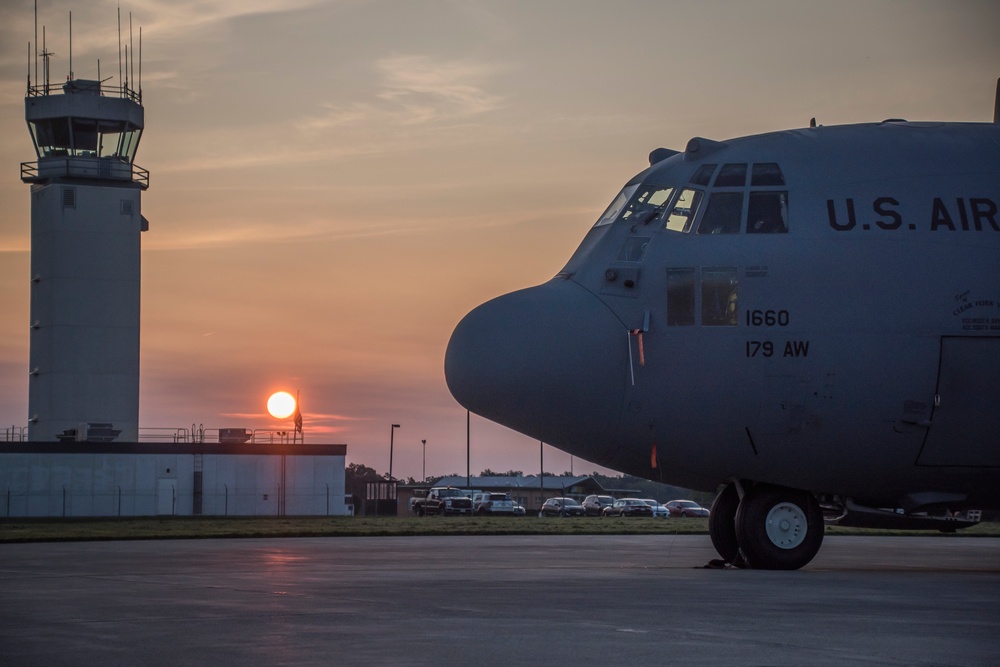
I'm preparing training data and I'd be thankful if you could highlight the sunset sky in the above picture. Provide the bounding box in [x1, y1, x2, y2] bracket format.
[1, 0, 998, 480]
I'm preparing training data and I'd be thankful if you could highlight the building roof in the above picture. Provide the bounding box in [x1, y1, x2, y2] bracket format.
[426, 475, 606, 493]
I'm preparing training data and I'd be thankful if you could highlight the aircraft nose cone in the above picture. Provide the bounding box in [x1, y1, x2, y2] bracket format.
[445, 279, 626, 462]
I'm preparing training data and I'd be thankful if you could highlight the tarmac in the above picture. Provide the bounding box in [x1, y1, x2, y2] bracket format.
[1, 534, 998, 666]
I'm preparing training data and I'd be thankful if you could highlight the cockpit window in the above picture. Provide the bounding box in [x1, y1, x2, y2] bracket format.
[690, 164, 717, 186]
[714, 163, 747, 187]
[746, 192, 789, 233]
[751, 163, 785, 186]
[697, 192, 743, 235]
[664, 188, 703, 233]
[617, 236, 651, 262]
[702, 268, 739, 326]
[622, 186, 675, 225]
[594, 183, 640, 227]
[666, 269, 696, 326]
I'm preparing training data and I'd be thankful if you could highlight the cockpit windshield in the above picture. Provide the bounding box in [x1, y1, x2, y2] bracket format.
[594, 184, 677, 228]
[622, 186, 675, 225]
[594, 184, 639, 227]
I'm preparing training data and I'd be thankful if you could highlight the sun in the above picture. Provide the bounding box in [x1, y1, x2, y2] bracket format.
[267, 391, 297, 419]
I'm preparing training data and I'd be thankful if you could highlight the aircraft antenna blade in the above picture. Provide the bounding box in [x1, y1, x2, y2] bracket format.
[994, 77, 999, 124]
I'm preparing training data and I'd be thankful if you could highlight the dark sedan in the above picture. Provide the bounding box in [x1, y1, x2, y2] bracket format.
[603, 498, 654, 517]
[539, 497, 587, 517]
[665, 499, 711, 517]
[582, 494, 615, 516]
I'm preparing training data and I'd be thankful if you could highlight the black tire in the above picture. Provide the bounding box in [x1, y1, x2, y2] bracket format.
[735, 484, 824, 570]
[708, 483, 741, 563]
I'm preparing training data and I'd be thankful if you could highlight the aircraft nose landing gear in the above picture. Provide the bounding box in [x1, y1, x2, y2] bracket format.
[709, 482, 824, 570]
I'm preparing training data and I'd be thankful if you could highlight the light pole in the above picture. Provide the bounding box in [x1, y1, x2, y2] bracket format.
[421, 439, 427, 482]
[389, 423, 400, 481]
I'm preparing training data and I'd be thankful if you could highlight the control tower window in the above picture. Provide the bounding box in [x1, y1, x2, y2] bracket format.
[71, 119, 100, 156]
[697, 192, 744, 235]
[747, 192, 789, 233]
[664, 188, 703, 233]
[594, 183, 640, 227]
[666, 269, 696, 326]
[714, 163, 747, 187]
[30, 119, 72, 156]
[29, 118, 142, 162]
[622, 186, 675, 225]
[702, 268, 738, 326]
[751, 163, 785, 186]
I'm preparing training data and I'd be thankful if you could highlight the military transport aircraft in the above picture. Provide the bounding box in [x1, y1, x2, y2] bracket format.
[445, 81, 1000, 570]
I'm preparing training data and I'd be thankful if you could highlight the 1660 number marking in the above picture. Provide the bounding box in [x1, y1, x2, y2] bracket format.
[746, 309, 790, 327]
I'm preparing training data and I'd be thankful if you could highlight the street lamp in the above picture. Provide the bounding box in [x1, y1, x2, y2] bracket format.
[389, 423, 400, 481]
[421, 439, 427, 482]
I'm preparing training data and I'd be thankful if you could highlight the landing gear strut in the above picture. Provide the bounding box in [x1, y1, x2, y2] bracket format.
[709, 482, 824, 570]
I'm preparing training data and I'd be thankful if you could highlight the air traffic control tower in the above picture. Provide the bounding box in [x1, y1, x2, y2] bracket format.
[21, 47, 148, 442]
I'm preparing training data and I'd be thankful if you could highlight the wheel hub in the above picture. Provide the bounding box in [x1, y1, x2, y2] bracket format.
[764, 502, 807, 549]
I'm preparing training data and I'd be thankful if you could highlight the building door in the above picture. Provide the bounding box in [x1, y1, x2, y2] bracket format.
[156, 479, 176, 515]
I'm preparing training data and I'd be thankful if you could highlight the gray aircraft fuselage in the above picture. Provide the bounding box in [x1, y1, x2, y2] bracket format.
[445, 121, 1000, 515]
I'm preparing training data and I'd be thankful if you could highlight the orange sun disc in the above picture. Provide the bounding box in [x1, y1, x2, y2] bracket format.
[267, 391, 296, 419]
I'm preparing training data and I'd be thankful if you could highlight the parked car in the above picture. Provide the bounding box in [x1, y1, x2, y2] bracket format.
[582, 495, 615, 516]
[603, 498, 654, 517]
[665, 499, 711, 517]
[539, 497, 587, 517]
[637, 498, 669, 518]
[473, 492, 517, 515]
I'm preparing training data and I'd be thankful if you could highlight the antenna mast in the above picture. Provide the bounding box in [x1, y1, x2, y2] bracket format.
[117, 7, 122, 96]
[41, 25, 52, 94]
[129, 12, 134, 96]
[34, 0, 38, 89]
[69, 11, 73, 81]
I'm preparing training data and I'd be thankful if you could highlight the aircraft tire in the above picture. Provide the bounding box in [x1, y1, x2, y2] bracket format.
[708, 483, 741, 563]
[735, 484, 824, 570]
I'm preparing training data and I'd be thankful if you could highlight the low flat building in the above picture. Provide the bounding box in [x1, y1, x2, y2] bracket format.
[0, 441, 349, 517]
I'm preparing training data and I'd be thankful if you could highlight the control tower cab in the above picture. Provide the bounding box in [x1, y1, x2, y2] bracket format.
[22, 68, 149, 442]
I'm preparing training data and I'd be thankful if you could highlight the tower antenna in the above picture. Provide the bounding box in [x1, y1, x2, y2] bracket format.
[34, 0, 38, 90]
[117, 7, 122, 95]
[138, 26, 142, 97]
[41, 25, 52, 94]
[69, 11, 73, 81]
[129, 12, 134, 96]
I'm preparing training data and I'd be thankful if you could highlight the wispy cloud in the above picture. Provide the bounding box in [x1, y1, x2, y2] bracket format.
[375, 55, 505, 123]
[125, 0, 325, 40]
[303, 54, 506, 130]
[154, 53, 507, 176]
